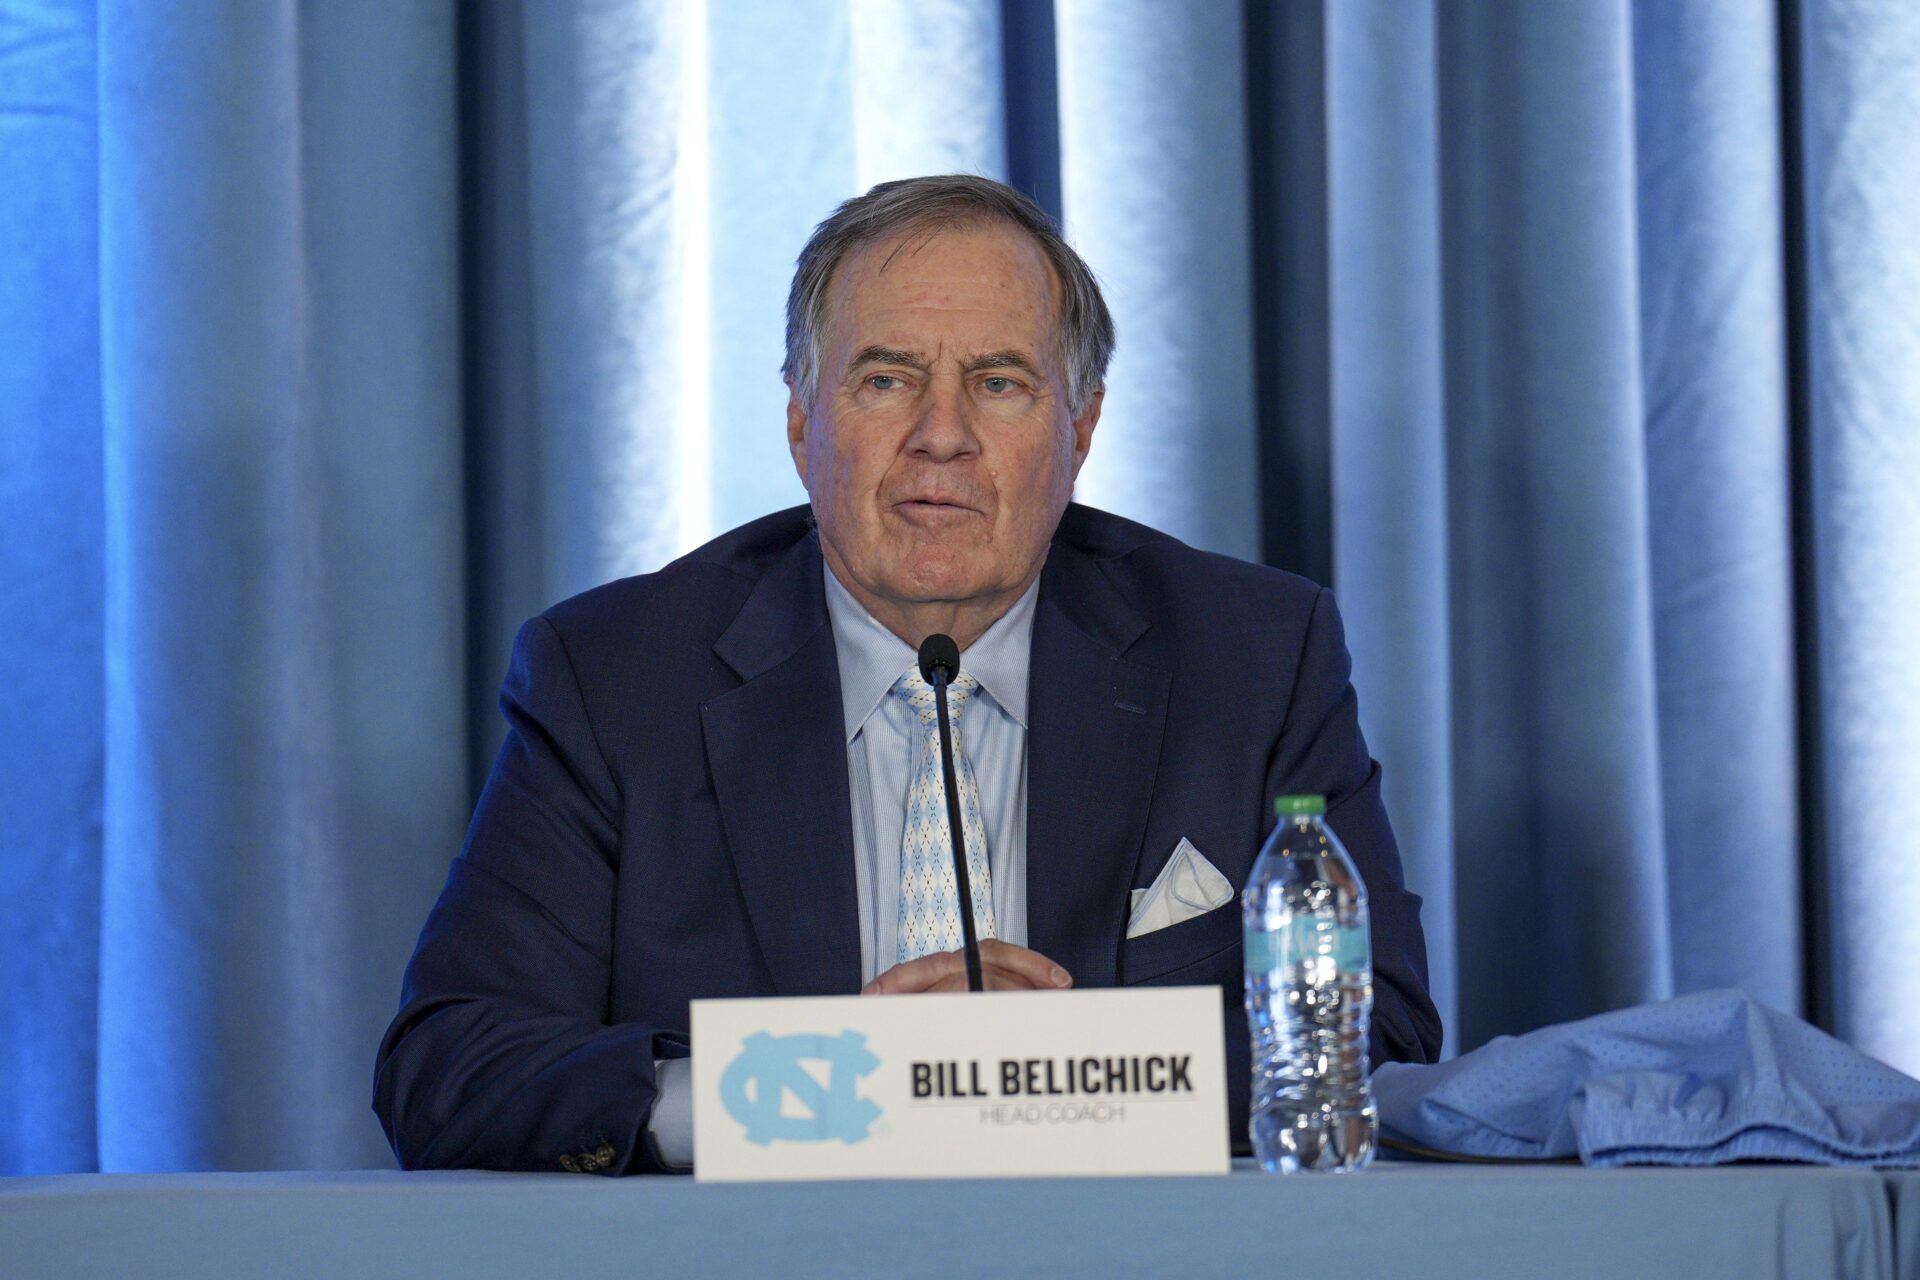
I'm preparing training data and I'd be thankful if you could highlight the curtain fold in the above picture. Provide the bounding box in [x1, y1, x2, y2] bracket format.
[1631, 0, 1801, 1011]
[1431, 0, 1675, 1045]
[1323, 0, 1457, 1040]
[1797, 0, 1920, 1074]
[3, 0, 1917, 1173]
[703, 2, 847, 535]
[519, 0, 689, 594]
[849, 0, 1007, 189]
[0, 0, 103, 1175]
[91, 0, 465, 1170]
[1056, 0, 1261, 562]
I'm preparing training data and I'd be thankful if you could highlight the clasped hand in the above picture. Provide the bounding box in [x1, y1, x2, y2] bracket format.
[860, 939, 1074, 995]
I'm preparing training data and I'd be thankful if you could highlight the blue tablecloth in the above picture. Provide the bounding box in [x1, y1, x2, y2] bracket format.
[0, 1161, 1905, 1280]
[1889, 1173, 1920, 1280]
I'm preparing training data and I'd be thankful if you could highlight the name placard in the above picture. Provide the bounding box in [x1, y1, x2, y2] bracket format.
[690, 986, 1228, 1182]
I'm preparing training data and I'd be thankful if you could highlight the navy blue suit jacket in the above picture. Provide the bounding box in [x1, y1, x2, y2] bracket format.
[374, 504, 1441, 1172]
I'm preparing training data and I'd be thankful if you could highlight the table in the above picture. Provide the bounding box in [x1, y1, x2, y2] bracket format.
[0, 1161, 1904, 1280]
[1889, 1173, 1920, 1280]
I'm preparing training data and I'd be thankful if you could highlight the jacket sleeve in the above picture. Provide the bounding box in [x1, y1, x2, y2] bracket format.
[373, 616, 685, 1174]
[1266, 588, 1445, 1066]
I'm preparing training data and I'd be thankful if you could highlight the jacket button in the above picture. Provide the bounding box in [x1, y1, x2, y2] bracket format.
[594, 1143, 616, 1166]
[559, 1154, 580, 1173]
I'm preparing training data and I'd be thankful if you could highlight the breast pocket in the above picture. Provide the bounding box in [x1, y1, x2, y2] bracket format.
[1119, 901, 1241, 986]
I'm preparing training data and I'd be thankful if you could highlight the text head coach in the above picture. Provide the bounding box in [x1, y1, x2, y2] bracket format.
[373, 175, 1443, 1174]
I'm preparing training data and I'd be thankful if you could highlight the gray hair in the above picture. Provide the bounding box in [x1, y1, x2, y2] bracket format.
[782, 174, 1115, 416]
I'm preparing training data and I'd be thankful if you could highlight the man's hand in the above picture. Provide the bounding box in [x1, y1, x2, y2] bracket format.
[861, 940, 1073, 995]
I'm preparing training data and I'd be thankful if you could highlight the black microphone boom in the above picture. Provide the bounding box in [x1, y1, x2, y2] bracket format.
[916, 633, 985, 994]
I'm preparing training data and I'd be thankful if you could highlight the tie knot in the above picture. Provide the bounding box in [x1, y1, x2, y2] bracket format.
[890, 667, 979, 728]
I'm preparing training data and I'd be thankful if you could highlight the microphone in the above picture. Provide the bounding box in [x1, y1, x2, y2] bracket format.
[917, 633, 985, 993]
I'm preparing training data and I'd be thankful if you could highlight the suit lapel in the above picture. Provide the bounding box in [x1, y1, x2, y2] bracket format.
[701, 533, 863, 996]
[1025, 540, 1171, 989]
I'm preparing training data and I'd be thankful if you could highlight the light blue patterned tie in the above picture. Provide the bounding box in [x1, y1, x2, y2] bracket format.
[892, 667, 996, 964]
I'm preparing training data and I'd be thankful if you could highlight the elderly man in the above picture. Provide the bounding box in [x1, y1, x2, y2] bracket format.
[374, 174, 1441, 1174]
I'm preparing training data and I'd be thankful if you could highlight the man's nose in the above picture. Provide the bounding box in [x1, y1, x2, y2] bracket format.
[904, 376, 980, 462]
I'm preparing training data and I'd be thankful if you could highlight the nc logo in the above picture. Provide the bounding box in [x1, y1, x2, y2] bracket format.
[718, 1029, 882, 1146]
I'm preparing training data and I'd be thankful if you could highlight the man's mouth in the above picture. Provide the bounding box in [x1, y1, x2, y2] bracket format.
[892, 497, 982, 522]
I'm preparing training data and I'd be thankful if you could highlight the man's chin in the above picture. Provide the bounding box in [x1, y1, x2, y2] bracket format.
[824, 530, 1020, 611]
[882, 554, 1001, 608]
[893, 576, 992, 607]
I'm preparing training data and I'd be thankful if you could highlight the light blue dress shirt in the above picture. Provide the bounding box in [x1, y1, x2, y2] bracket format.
[648, 564, 1037, 1168]
[823, 562, 1034, 982]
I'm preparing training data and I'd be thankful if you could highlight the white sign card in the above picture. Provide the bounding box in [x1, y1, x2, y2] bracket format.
[691, 986, 1229, 1182]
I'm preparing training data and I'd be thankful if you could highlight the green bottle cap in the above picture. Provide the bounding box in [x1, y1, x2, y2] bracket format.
[1274, 794, 1326, 817]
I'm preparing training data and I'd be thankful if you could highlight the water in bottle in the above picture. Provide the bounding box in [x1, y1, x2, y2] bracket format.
[1243, 794, 1377, 1172]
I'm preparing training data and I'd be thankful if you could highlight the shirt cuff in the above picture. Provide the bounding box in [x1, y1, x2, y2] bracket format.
[646, 1057, 694, 1172]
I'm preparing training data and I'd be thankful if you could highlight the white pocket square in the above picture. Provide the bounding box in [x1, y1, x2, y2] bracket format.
[1126, 837, 1235, 939]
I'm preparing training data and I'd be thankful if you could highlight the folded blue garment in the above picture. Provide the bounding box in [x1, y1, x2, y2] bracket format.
[1373, 989, 1920, 1167]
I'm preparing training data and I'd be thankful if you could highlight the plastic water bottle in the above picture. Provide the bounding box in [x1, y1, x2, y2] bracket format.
[1243, 794, 1377, 1172]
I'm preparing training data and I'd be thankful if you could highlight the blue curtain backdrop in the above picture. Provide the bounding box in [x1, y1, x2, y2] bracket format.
[2, 0, 1916, 1173]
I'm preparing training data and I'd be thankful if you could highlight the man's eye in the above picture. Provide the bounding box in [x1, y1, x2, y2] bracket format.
[867, 374, 900, 391]
[982, 376, 1015, 394]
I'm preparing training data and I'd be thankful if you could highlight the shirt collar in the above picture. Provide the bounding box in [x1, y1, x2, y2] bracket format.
[822, 563, 1038, 743]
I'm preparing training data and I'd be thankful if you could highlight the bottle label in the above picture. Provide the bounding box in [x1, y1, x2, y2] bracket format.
[1244, 918, 1370, 974]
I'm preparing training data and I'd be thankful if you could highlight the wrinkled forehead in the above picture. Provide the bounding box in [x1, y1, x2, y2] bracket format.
[822, 218, 1064, 356]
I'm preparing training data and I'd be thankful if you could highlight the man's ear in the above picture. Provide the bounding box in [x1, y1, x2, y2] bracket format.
[1068, 388, 1103, 480]
[785, 383, 810, 487]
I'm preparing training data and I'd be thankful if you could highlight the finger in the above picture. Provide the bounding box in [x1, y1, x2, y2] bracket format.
[981, 964, 1054, 991]
[922, 963, 1061, 992]
[977, 939, 1072, 988]
[861, 944, 1074, 995]
[900, 965, 1056, 993]
[861, 950, 964, 995]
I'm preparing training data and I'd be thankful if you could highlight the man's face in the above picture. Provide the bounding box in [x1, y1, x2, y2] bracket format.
[787, 220, 1100, 617]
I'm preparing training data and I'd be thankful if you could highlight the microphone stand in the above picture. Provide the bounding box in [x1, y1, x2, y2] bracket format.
[921, 636, 985, 993]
